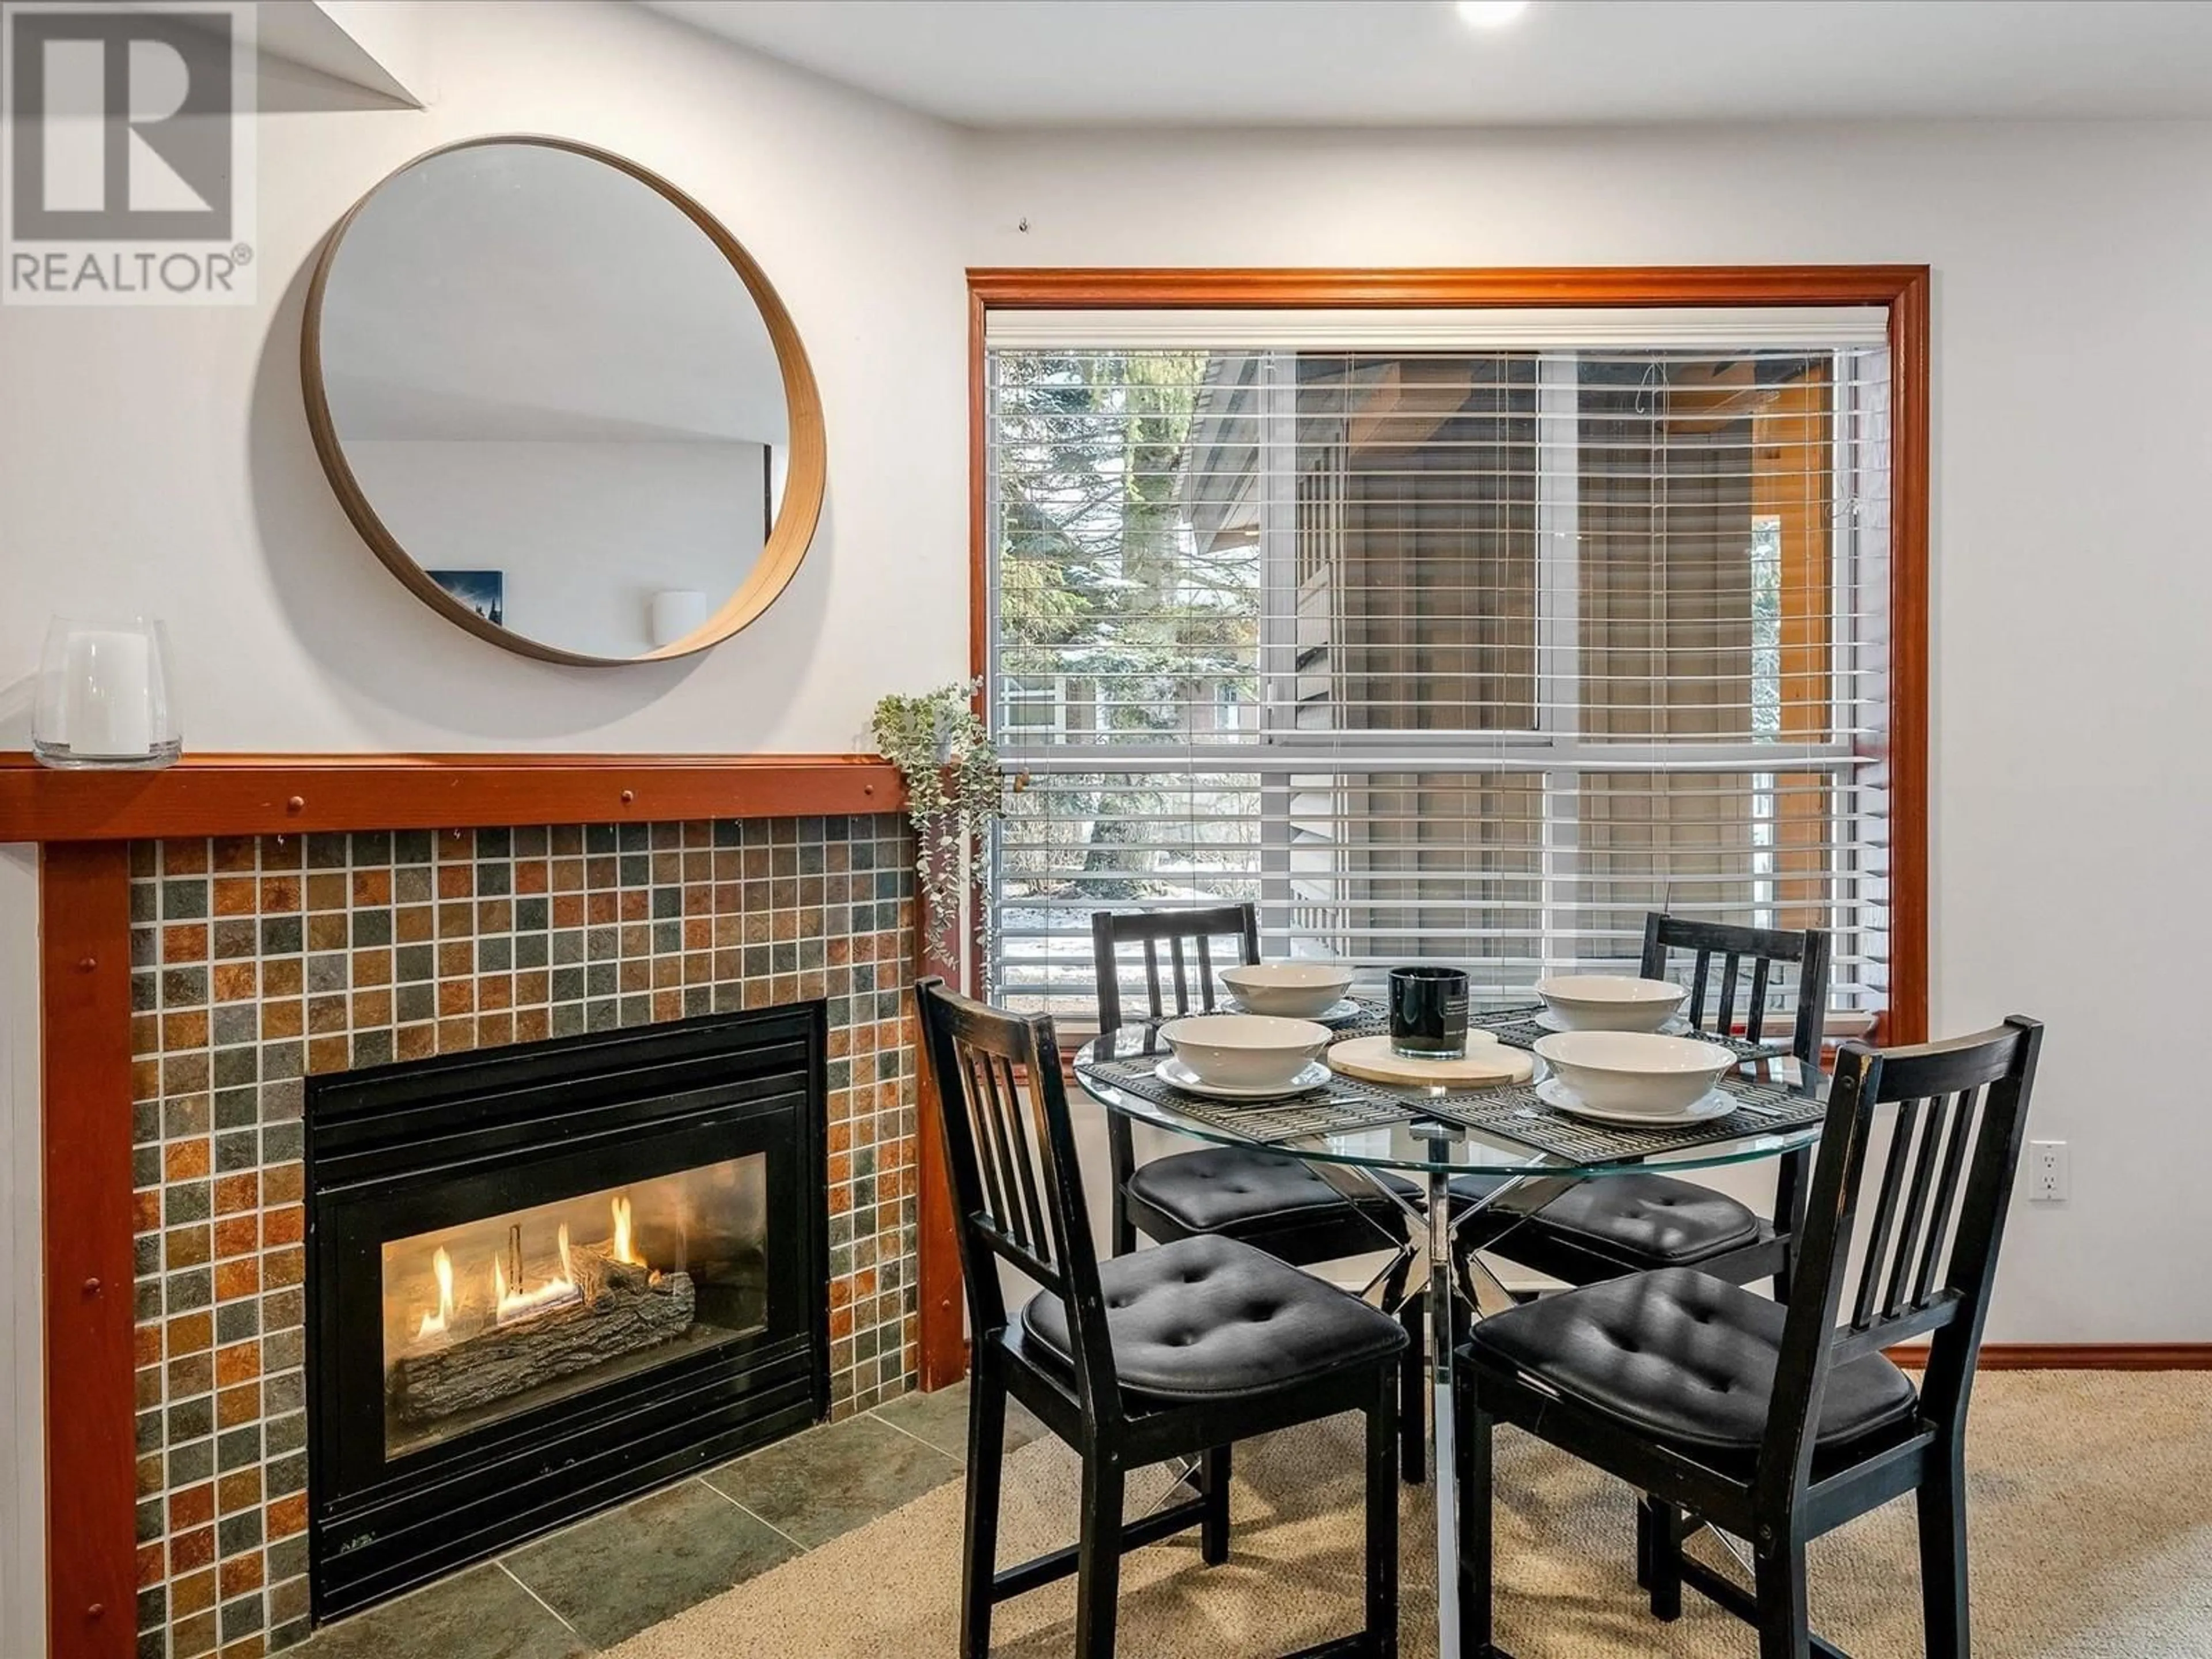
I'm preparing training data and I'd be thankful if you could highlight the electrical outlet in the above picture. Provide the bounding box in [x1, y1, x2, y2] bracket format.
[2029, 1139, 2069, 1203]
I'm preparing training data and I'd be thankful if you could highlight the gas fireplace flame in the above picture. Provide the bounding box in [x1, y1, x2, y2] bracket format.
[409, 1195, 654, 1347]
[495, 1220, 582, 1325]
[612, 1195, 644, 1266]
[414, 1247, 455, 1340]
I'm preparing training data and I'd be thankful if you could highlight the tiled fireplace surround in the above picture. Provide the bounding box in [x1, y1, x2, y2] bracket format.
[123, 812, 921, 1659]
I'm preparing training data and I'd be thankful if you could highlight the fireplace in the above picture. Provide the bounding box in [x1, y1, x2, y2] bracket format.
[305, 1002, 829, 1619]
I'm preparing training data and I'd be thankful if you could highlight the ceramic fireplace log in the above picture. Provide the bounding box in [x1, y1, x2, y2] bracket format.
[388, 1262, 697, 1425]
[569, 1242, 657, 1302]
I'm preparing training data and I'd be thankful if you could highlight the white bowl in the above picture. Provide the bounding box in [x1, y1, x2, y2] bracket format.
[1535, 974, 1688, 1033]
[1158, 1013, 1332, 1090]
[1533, 1030, 1737, 1116]
[1219, 962, 1357, 1018]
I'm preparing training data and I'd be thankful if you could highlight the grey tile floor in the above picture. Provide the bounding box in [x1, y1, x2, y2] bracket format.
[294, 1385, 1037, 1658]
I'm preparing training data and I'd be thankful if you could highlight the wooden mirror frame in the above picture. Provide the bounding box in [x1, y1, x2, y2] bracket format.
[301, 135, 827, 667]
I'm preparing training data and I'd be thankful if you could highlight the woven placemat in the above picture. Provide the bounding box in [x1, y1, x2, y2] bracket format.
[1077, 1043, 1824, 1161]
[1074, 1050, 1492, 1145]
[1425, 1073, 1827, 1162]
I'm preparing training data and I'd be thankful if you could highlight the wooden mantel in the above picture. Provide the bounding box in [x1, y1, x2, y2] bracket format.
[0, 752, 902, 843]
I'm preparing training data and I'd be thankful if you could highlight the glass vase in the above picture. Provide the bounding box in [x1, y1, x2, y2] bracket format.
[32, 616, 183, 769]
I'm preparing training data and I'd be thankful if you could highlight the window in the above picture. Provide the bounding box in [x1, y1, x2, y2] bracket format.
[1002, 674, 1065, 735]
[983, 305, 1897, 1028]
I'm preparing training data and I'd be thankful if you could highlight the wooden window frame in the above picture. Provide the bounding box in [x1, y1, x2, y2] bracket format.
[963, 265, 1929, 1055]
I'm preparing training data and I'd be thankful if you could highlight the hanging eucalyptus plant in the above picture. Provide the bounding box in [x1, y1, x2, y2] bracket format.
[871, 679, 1006, 966]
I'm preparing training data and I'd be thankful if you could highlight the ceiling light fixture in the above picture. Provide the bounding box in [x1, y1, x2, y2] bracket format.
[1457, 0, 1531, 25]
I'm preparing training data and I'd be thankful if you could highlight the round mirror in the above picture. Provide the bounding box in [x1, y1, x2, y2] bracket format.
[302, 138, 824, 665]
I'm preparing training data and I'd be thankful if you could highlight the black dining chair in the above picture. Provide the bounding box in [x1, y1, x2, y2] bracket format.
[1092, 906, 1431, 1482]
[915, 978, 1407, 1659]
[1454, 1016, 2044, 1659]
[1453, 915, 1832, 1589]
[1459, 915, 1830, 1301]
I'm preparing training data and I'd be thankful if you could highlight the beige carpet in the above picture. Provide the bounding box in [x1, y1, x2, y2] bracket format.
[610, 1373, 2212, 1657]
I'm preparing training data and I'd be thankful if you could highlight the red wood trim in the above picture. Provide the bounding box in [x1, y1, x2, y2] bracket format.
[968, 265, 1930, 310]
[967, 264, 1933, 1048]
[1889, 1344, 2212, 1371]
[911, 1048, 965, 1390]
[968, 284, 990, 687]
[0, 754, 901, 843]
[1886, 268, 1933, 1045]
[41, 842, 135, 1659]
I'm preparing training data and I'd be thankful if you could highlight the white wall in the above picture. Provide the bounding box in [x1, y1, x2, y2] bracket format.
[340, 438, 769, 660]
[0, 0, 972, 752]
[965, 120, 2212, 1344]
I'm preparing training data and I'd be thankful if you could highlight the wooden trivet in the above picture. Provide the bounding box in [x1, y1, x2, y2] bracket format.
[1325, 1035, 1535, 1089]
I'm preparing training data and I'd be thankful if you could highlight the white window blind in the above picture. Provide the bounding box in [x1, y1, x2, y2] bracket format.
[984, 312, 1892, 1024]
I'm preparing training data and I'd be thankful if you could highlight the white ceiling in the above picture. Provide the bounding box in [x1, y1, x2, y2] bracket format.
[642, 0, 2212, 129]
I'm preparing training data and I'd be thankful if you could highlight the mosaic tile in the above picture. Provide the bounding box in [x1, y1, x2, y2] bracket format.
[128, 814, 918, 1656]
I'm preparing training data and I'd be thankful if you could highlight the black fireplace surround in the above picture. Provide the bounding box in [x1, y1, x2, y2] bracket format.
[306, 1004, 829, 1620]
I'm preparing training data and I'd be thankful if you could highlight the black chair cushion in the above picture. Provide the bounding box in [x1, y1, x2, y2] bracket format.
[1465, 1267, 1918, 1455]
[1021, 1233, 1408, 1403]
[1447, 1173, 1509, 1205]
[1127, 1146, 1416, 1236]
[1508, 1174, 1764, 1267]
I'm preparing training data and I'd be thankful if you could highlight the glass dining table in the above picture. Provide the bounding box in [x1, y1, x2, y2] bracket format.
[1071, 1016, 1824, 1653]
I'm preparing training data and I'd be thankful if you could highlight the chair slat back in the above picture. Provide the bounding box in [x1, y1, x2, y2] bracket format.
[1758, 1017, 2044, 1509]
[1092, 904, 1263, 1032]
[914, 979, 1121, 1415]
[1639, 913, 1830, 1066]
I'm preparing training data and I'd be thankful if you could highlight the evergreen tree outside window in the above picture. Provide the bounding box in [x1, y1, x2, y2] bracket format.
[985, 322, 1889, 1027]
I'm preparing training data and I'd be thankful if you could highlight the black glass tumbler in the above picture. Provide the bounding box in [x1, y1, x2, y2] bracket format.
[1389, 965, 1470, 1060]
